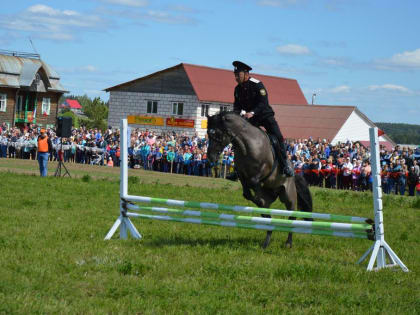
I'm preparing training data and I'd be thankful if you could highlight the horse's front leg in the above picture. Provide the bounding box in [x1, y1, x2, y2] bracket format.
[239, 177, 253, 201]
[252, 186, 277, 249]
[279, 184, 297, 248]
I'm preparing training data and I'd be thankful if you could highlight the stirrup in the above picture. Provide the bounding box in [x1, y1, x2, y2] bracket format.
[283, 166, 294, 177]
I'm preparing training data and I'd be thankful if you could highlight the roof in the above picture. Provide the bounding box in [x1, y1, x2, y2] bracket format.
[0, 53, 67, 92]
[273, 104, 355, 141]
[182, 63, 308, 105]
[61, 99, 82, 109]
[105, 63, 308, 105]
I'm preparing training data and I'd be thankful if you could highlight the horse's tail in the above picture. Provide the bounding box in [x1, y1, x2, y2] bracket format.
[295, 175, 313, 214]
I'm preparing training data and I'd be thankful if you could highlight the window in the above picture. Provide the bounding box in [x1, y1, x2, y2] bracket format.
[201, 104, 209, 117]
[220, 105, 229, 112]
[0, 94, 6, 112]
[17, 95, 23, 112]
[41, 97, 51, 116]
[147, 100, 158, 114]
[172, 102, 184, 115]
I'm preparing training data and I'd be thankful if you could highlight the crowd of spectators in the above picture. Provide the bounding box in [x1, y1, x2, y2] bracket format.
[286, 138, 420, 196]
[0, 122, 419, 196]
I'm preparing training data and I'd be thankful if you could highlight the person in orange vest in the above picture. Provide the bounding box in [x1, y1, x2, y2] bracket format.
[107, 156, 114, 167]
[37, 128, 52, 177]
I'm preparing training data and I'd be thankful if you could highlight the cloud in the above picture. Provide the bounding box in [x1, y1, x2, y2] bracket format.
[142, 10, 197, 24]
[375, 48, 420, 70]
[329, 85, 351, 93]
[166, 4, 201, 13]
[320, 57, 349, 67]
[257, 0, 308, 7]
[55, 65, 100, 74]
[316, 40, 347, 48]
[276, 44, 311, 56]
[0, 4, 108, 41]
[368, 84, 412, 94]
[95, 4, 199, 25]
[56, 65, 138, 79]
[99, 0, 148, 7]
[80, 65, 98, 73]
[108, 8, 198, 25]
[257, 0, 352, 10]
[254, 62, 323, 77]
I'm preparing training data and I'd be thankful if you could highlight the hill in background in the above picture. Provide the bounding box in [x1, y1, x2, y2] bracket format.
[375, 122, 420, 145]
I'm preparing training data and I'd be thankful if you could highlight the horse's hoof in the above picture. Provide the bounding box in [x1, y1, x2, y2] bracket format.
[243, 193, 252, 200]
[262, 237, 272, 249]
[262, 240, 270, 249]
[284, 242, 292, 249]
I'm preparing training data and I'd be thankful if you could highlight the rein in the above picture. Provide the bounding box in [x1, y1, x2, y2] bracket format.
[224, 116, 248, 154]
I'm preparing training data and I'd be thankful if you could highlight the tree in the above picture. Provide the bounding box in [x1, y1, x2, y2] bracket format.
[83, 97, 108, 122]
[79, 96, 109, 131]
[375, 122, 420, 145]
[58, 94, 109, 131]
[59, 111, 79, 128]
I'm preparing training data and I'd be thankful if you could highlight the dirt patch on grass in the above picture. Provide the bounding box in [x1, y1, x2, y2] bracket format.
[0, 159, 240, 189]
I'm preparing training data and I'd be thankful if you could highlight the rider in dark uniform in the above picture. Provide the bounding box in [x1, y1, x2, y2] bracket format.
[230, 60, 294, 178]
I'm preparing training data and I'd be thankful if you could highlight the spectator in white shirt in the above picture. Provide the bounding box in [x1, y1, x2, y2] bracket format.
[342, 157, 354, 190]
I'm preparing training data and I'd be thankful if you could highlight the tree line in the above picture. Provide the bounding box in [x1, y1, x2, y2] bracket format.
[58, 94, 109, 131]
[375, 122, 420, 145]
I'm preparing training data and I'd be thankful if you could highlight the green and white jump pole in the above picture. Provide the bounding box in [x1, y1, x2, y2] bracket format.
[105, 119, 408, 272]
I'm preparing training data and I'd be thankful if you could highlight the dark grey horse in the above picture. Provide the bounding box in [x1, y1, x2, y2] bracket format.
[207, 111, 313, 248]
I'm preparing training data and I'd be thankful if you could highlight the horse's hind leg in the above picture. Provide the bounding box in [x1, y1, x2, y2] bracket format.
[262, 214, 272, 249]
[285, 224, 294, 248]
[279, 186, 297, 248]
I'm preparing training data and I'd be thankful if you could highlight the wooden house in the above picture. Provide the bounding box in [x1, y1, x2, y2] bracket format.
[0, 50, 68, 128]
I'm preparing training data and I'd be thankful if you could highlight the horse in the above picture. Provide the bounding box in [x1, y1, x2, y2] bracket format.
[206, 111, 313, 248]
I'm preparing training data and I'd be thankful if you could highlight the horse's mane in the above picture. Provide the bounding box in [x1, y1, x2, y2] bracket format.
[219, 110, 247, 122]
[218, 111, 267, 138]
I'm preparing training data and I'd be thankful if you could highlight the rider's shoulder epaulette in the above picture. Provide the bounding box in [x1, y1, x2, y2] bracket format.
[249, 77, 260, 84]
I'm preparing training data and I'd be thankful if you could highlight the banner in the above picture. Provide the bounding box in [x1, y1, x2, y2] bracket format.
[27, 111, 34, 123]
[166, 117, 195, 128]
[127, 115, 164, 126]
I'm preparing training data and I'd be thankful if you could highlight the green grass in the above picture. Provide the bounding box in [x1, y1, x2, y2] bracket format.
[0, 161, 419, 314]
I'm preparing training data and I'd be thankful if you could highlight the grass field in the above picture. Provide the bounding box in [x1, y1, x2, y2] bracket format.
[0, 159, 419, 314]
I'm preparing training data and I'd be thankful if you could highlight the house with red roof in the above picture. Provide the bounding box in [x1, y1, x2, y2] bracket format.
[60, 99, 83, 115]
[273, 104, 395, 147]
[104, 62, 395, 147]
[105, 63, 307, 136]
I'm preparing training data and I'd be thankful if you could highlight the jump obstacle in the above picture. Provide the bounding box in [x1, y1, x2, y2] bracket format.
[105, 119, 408, 272]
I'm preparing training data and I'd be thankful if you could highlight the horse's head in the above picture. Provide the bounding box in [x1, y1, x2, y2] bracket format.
[206, 111, 244, 163]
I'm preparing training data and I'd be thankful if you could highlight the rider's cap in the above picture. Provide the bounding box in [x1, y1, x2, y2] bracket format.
[233, 61, 252, 73]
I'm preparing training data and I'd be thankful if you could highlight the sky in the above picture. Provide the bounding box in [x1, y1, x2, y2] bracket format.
[1, 0, 419, 124]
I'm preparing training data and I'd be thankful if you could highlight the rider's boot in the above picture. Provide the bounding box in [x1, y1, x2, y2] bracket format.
[277, 142, 294, 177]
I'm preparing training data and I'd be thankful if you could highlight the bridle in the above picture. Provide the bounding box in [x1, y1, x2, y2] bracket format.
[208, 112, 248, 152]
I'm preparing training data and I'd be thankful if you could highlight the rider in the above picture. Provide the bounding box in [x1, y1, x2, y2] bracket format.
[227, 60, 294, 180]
